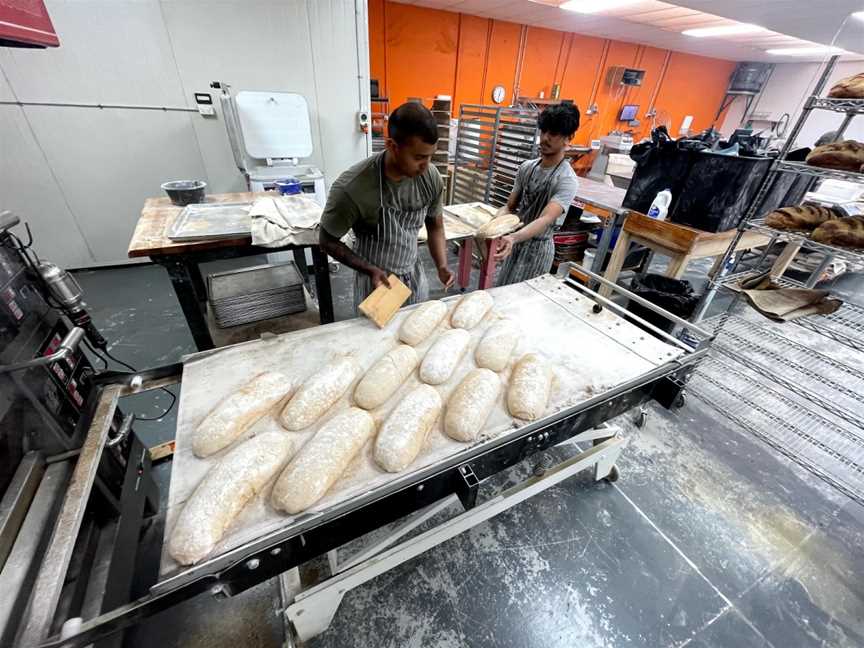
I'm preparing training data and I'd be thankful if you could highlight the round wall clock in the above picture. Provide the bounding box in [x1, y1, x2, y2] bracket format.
[491, 85, 506, 104]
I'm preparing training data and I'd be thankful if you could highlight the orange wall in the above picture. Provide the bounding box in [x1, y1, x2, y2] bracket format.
[369, 0, 737, 159]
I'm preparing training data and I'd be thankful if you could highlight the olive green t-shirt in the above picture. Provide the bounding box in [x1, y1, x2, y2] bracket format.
[320, 154, 444, 238]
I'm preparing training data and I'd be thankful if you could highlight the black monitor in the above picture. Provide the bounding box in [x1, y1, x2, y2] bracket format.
[619, 104, 638, 121]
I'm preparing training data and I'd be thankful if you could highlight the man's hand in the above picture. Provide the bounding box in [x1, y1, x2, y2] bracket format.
[437, 266, 455, 290]
[493, 235, 516, 262]
[368, 267, 391, 289]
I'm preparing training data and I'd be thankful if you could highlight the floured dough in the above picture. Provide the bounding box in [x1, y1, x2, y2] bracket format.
[354, 345, 418, 410]
[507, 354, 552, 421]
[169, 431, 293, 565]
[272, 407, 375, 514]
[374, 384, 442, 472]
[475, 319, 519, 372]
[399, 300, 448, 346]
[192, 372, 291, 458]
[419, 328, 471, 385]
[444, 368, 501, 442]
[280, 357, 360, 431]
[451, 291, 493, 329]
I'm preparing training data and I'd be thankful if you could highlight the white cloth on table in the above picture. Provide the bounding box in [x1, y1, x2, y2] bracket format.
[249, 195, 322, 247]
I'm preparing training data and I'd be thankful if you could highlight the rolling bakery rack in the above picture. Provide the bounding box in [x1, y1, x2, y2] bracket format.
[17, 272, 711, 647]
[691, 55, 864, 506]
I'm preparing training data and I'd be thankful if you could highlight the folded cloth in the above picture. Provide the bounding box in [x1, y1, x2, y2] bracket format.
[738, 272, 843, 322]
[250, 195, 322, 248]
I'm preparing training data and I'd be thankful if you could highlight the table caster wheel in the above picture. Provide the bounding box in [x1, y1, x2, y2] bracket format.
[635, 409, 648, 428]
[605, 465, 620, 483]
[674, 392, 686, 409]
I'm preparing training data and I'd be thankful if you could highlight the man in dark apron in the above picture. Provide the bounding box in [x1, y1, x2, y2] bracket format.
[319, 102, 454, 311]
[494, 103, 581, 285]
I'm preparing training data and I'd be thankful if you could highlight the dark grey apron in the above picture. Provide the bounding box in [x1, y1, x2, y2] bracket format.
[496, 158, 565, 286]
[352, 153, 430, 309]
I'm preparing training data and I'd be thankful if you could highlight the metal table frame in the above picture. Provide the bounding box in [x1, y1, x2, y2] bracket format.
[152, 244, 333, 352]
[25, 270, 712, 648]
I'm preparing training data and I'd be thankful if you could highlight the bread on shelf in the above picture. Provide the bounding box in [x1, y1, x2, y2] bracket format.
[764, 205, 838, 231]
[806, 140, 864, 172]
[828, 72, 864, 99]
[811, 216, 864, 249]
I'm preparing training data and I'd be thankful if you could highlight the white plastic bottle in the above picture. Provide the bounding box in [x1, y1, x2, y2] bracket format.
[647, 189, 672, 221]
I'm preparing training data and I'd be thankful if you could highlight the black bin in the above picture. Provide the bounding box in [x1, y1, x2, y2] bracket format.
[627, 274, 700, 333]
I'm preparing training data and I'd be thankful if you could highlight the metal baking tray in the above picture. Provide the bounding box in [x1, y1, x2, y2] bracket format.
[167, 202, 253, 241]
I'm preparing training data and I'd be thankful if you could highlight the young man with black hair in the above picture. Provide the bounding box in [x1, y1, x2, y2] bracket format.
[493, 103, 581, 285]
[319, 102, 454, 310]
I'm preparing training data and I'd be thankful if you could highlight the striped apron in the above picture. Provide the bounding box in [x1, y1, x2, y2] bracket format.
[352, 153, 430, 311]
[496, 159, 564, 287]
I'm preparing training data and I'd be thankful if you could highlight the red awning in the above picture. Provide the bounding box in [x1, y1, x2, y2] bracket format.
[0, 0, 59, 48]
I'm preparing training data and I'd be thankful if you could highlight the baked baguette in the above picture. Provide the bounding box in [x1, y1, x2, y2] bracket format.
[374, 384, 442, 472]
[354, 345, 418, 410]
[280, 357, 360, 431]
[272, 407, 375, 514]
[811, 216, 864, 249]
[507, 354, 552, 421]
[806, 140, 864, 172]
[475, 319, 519, 372]
[828, 72, 864, 99]
[451, 291, 493, 329]
[419, 328, 471, 385]
[399, 300, 447, 346]
[444, 368, 501, 442]
[192, 372, 291, 458]
[169, 431, 293, 565]
[764, 205, 837, 232]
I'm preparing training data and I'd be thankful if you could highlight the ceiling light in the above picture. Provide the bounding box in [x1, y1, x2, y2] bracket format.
[682, 24, 764, 38]
[559, 0, 639, 13]
[766, 46, 845, 56]
[852, 11, 864, 21]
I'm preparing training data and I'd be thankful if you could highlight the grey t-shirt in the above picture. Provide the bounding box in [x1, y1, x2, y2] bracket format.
[512, 158, 579, 220]
[321, 154, 444, 239]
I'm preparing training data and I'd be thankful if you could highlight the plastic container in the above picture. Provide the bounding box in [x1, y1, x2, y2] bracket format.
[161, 180, 206, 206]
[275, 177, 302, 195]
[627, 273, 700, 333]
[647, 189, 672, 221]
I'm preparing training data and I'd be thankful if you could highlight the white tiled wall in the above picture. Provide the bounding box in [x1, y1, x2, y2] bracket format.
[0, 0, 370, 267]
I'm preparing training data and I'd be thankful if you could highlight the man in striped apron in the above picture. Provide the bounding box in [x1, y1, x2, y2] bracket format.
[494, 103, 581, 285]
[319, 102, 454, 311]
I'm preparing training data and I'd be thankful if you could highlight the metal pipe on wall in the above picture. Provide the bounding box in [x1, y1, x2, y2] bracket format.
[0, 99, 198, 112]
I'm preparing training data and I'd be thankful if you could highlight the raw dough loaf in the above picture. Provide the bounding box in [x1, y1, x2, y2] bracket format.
[444, 369, 501, 442]
[764, 205, 837, 232]
[399, 300, 447, 346]
[169, 431, 293, 565]
[507, 354, 552, 421]
[811, 216, 864, 249]
[419, 328, 471, 385]
[828, 72, 864, 99]
[475, 319, 519, 372]
[806, 140, 864, 172]
[451, 291, 493, 329]
[354, 345, 418, 410]
[374, 384, 442, 472]
[280, 357, 360, 431]
[477, 214, 521, 239]
[192, 372, 291, 458]
[272, 407, 374, 514]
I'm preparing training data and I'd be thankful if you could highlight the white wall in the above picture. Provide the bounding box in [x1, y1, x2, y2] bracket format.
[0, 0, 370, 268]
[721, 60, 864, 147]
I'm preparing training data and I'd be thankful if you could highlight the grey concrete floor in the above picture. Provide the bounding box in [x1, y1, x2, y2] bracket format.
[73, 249, 864, 648]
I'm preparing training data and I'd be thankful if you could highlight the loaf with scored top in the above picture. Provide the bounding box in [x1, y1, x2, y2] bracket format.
[811, 216, 864, 249]
[828, 72, 864, 99]
[764, 205, 837, 232]
[806, 140, 864, 172]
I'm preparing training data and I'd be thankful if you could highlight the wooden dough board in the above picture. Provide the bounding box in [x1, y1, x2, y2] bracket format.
[159, 275, 684, 579]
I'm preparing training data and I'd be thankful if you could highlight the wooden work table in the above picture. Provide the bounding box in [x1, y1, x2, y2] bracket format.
[597, 212, 771, 297]
[128, 191, 333, 351]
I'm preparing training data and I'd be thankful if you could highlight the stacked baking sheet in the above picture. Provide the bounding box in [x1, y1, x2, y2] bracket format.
[207, 262, 306, 328]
